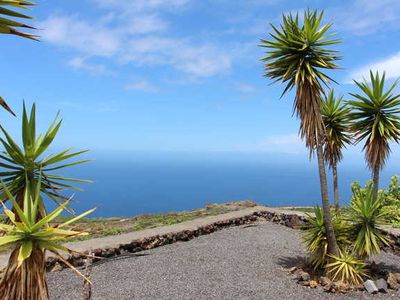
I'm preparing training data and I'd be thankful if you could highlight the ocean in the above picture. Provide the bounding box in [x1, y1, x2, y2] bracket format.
[53, 150, 400, 217]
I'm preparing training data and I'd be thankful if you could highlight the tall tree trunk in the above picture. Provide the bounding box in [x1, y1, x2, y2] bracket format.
[316, 141, 339, 257]
[332, 163, 339, 210]
[0, 246, 48, 300]
[372, 164, 380, 203]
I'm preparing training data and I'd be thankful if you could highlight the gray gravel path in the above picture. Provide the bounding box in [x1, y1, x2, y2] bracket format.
[48, 222, 400, 299]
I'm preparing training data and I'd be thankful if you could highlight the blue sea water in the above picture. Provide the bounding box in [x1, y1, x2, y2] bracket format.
[55, 151, 400, 217]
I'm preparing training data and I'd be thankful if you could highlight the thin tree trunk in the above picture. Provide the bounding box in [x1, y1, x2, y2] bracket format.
[333, 163, 339, 210]
[0, 246, 48, 300]
[372, 164, 380, 203]
[316, 141, 339, 257]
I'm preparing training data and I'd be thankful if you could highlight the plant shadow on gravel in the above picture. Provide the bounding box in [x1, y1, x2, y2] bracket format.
[276, 255, 308, 269]
[276, 255, 325, 280]
[368, 261, 400, 275]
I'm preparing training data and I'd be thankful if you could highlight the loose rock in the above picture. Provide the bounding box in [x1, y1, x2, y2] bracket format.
[309, 280, 318, 289]
[375, 278, 388, 293]
[299, 280, 310, 287]
[296, 271, 310, 282]
[319, 276, 331, 287]
[364, 279, 378, 294]
[387, 272, 400, 290]
[394, 272, 400, 283]
[50, 263, 63, 272]
[333, 281, 350, 293]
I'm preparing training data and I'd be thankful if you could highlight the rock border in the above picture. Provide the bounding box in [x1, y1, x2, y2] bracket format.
[47, 210, 307, 271]
[46, 208, 400, 274]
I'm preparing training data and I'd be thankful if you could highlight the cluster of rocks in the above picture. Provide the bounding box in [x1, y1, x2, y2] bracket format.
[253, 210, 307, 229]
[363, 273, 400, 294]
[291, 266, 400, 295]
[47, 209, 307, 272]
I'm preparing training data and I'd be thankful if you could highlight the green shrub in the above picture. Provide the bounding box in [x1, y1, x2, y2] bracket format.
[347, 183, 389, 258]
[326, 251, 368, 285]
[0, 177, 94, 299]
[381, 175, 400, 225]
[303, 206, 350, 269]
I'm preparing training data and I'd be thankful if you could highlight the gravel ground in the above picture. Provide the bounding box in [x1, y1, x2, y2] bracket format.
[48, 222, 400, 299]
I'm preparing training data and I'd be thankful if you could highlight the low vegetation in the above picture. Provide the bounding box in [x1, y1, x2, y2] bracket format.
[302, 176, 400, 286]
[53, 201, 257, 241]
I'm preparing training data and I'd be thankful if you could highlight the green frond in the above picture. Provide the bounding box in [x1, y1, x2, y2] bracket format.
[0, 103, 91, 215]
[326, 251, 368, 285]
[0, 0, 37, 40]
[347, 183, 389, 258]
[303, 206, 350, 268]
[348, 71, 400, 171]
[260, 9, 341, 151]
[321, 89, 352, 167]
[0, 181, 95, 266]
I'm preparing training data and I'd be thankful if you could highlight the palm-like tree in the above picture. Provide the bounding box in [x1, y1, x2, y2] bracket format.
[260, 10, 341, 256]
[0, 103, 91, 218]
[0, 0, 37, 116]
[348, 71, 400, 202]
[321, 90, 352, 209]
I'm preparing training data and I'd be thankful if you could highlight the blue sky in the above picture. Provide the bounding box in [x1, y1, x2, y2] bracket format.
[1, 0, 400, 165]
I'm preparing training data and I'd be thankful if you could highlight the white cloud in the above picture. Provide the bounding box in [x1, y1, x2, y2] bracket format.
[94, 0, 190, 12]
[40, 7, 231, 78]
[235, 134, 305, 154]
[125, 14, 167, 34]
[41, 16, 120, 56]
[174, 45, 231, 77]
[125, 80, 159, 92]
[330, 0, 400, 35]
[236, 82, 257, 94]
[67, 57, 113, 75]
[120, 37, 231, 77]
[346, 51, 400, 83]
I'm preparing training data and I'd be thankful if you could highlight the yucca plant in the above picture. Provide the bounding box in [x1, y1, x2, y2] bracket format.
[321, 90, 352, 209]
[303, 206, 350, 269]
[326, 251, 368, 285]
[0, 176, 95, 300]
[0, 1, 38, 116]
[348, 71, 400, 202]
[347, 183, 389, 258]
[0, 103, 91, 218]
[260, 9, 341, 257]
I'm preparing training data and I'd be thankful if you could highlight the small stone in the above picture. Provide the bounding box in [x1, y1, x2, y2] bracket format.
[354, 283, 364, 291]
[364, 280, 378, 294]
[333, 281, 350, 293]
[387, 273, 400, 290]
[323, 283, 334, 293]
[50, 262, 63, 272]
[375, 278, 388, 293]
[296, 271, 310, 282]
[299, 280, 310, 286]
[309, 280, 318, 289]
[394, 273, 400, 283]
[319, 276, 331, 287]
[288, 266, 297, 273]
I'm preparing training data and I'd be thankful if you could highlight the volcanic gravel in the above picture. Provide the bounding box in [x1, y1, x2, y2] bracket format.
[48, 222, 400, 299]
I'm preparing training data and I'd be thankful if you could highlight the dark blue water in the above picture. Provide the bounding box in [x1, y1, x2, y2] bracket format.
[54, 150, 400, 217]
